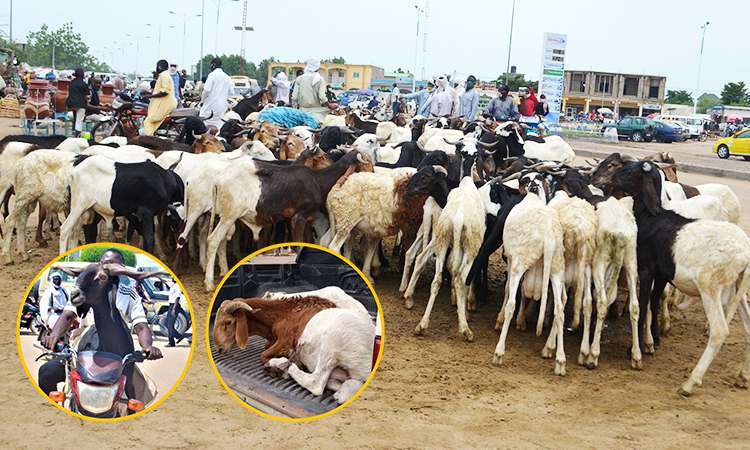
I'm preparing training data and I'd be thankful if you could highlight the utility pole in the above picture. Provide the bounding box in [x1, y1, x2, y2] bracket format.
[421, 0, 429, 81]
[694, 22, 709, 115]
[234, 1, 254, 76]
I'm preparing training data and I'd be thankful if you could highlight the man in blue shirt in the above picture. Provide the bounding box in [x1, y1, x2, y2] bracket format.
[482, 84, 519, 121]
[404, 80, 435, 117]
[169, 60, 181, 101]
[457, 75, 480, 120]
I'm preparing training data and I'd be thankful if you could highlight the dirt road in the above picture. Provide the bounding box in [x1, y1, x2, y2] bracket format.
[1, 119, 750, 449]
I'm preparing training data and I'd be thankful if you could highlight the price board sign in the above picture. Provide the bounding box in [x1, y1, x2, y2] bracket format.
[539, 32, 567, 124]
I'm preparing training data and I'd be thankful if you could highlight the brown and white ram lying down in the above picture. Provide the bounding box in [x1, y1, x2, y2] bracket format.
[212, 286, 375, 404]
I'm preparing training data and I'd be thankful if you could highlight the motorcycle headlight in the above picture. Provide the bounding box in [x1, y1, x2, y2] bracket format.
[73, 377, 123, 415]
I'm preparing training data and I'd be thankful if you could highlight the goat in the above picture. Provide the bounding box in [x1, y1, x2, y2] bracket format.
[611, 160, 750, 395]
[203, 150, 372, 291]
[212, 293, 374, 404]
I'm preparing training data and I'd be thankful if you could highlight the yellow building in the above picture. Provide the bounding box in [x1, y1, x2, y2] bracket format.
[268, 62, 384, 90]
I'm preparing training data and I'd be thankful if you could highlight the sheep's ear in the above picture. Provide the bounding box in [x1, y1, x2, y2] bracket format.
[235, 310, 249, 350]
[642, 168, 663, 216]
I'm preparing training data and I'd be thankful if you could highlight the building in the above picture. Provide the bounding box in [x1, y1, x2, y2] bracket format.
[561, 70, 666, 118]
[267, 62, 384, 91]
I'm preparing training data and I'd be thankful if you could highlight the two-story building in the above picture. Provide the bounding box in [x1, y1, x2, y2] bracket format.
[561, 70, 666, 118]
[267, 62, 384, 91]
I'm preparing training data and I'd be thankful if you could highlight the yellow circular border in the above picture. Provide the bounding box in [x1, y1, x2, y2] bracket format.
[15, 243, 196, 422]
[206, 242, 385, 422]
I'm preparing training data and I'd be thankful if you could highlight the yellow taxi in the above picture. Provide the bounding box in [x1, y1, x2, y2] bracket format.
[714, 129, 750, 160]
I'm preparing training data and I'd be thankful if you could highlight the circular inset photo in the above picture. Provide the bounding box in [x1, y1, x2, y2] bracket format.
[208, 244, 384, 420]
[17, 244, 194, 420]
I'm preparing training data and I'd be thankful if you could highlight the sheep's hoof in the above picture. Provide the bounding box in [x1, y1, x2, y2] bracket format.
[677, 387, 692, 397]
[735, 374, 749, 389]
[492, 354, 504, 366]
[494, 320, 502, 331]
[644, 343, 655, 354]
[586, 361, 598, 370]
[404, 297, 414, 310]
[4, 260, 14, 266]
[37, 241, 49, 248]
[541, 346, 553, 359]
[461, 329, 474, 342]
[414, 323, 426, 335]
[516, 320, 527, 332]
[577, 352, 587, 366]
[631, 358, 643, 370]
[21, 254, 30, 262]
[571, 317, 580, 330]
[555, 360, 566, 376]
[264, 366, 286, 379]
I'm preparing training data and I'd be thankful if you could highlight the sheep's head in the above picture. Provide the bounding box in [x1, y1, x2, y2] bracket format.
[519, 171, 549, 205]
[611, 160, 663, 216]
[590, 152, 639, 188]
[254, 122, 281, 150]
[213, 300, 260, 353]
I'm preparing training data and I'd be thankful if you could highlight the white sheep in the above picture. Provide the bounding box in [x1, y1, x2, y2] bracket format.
[494, 172, 566, 375]
[584, 196, 641, 370]
[55, 137, 91, 153]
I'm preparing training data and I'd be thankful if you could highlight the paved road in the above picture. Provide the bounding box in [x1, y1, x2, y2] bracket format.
[18, 327, 192, 411]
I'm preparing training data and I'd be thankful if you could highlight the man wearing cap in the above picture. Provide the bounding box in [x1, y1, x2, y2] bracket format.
[457, 75, 480, 120]
[40, 273, 69, 330]
[292, 58, 336, 122]
[404, 80, 435, 117]
[168, 60, 181, 101]
[200, 57, 234, 129]
[390, 83, 401, 119]
[482, 84, 520, 121]
[429, 74, 454, 118]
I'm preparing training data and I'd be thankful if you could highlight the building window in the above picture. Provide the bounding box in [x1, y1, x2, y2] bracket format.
[623, 77, 639, 96]
[648, 79, 660, 98]
[353, 72, 360, 78]
[595, 75, 611, 94]
[571, 73, 585, 93]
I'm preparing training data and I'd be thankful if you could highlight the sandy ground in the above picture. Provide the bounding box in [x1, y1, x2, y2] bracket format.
[2, 118, 750, 449]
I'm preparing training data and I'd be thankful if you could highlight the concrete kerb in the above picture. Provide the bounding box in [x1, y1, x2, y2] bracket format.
[573, 148, 750, 182]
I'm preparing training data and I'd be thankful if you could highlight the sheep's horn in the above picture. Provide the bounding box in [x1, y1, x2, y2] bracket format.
[220, 300, 255, 315]
[443, 137, 461, 145]
[192, 130, 203, 141]
[377, 136, 388, 142]
[500, 172, 522, 183]
[416, 141, 426, 152]
[476, 140, 499, 148]
[356, 152, 367, 164]
[643, 162, 652, 172]
[104, 263, 169, 282]
[341, 127, 358, 134]
[585, 159, 599, 167]
[433, 165, 448, 176]
[621, 153, 639, 163]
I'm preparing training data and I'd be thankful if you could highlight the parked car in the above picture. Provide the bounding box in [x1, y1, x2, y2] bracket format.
[652, 120, 685, 143]
[337, 91, 372, 106]
[663, 120, 691, 141]
[600, 116, 657, 142]
[713, 129, 750, 160]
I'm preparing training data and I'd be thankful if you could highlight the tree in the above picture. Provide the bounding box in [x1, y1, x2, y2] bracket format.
[493, 74, 538, 92]
[720, 82, 750, 106]
[322, 57, 346, 64]
[78, 246, 137, 267]
[25, 23, 107, 71]
[696, 96, 715, 115]
[665, 90, 694, 106]
[195, 54, 275, 86]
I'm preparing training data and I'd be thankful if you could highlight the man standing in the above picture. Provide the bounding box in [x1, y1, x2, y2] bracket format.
[113, 72, 126, 91]
[391, 83, 401, 119]
[430, 75, 454, 118]
[404, 80, 435, 117]
[457, 75, 480, 120]
[169, 60, 181, 101]
[165, 281, 187, 347]
[482, 84, 519, 121]
[200, 57, 234, 130]
[40, 273, 69, 330]
[292, 58, 335, 122]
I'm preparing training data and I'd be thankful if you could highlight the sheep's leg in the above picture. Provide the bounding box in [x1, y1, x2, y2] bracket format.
[579, 267, 593, 366]
[403, 237, 437, 310]
[587, 259, 613, 369]
[571, 258, 588, 330]
[204, 219, 234, 292]
[360, 236, 379, 285]
[516, 294, 529, 331]
[455, 254, 475, 341]
[153, 214, 168, 260]
[399, 234, 423, 293]
[494, 267, 522, 366]
[15, 201, 34, 261]
[624, 261, 643, 370]
[734, 297, 750, 389]
[60, 203, 90, 254]
[36, 205, 49, 247]
[542, 275, 566, 376]
[268, 357, 337, 398]
[495, 259, 513, 330]
[1, 198, 22, 264]
[198, 216, 210, 270]
[218, 223, 234, 277]
[333, 379, 365, 404]
[414, 243, 448, 336]
[679, 289, 729, 396]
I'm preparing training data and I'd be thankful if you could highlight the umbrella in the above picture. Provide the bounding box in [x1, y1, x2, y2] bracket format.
[646, 113, 659, 118]
[597, 107, 614, 115]
[356, 88, 375, 96]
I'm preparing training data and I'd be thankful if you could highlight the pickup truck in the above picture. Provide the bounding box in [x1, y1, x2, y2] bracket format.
[600, 116, 657, 142]
[209, 247, 380, 418]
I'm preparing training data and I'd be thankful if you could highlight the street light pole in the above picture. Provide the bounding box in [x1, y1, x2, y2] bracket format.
[127, 34, 150, 80]
[169, 11, 201, 71]
[213, 0, 240, 55]
[694, 21, 709, 115]
[413, 5, 422, 93]
[505, 0, 516, 86]
[200, 0, 205, 79]
[146, 23, 175, 58]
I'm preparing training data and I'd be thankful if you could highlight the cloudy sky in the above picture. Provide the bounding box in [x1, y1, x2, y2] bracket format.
[4, 0, 746, 96]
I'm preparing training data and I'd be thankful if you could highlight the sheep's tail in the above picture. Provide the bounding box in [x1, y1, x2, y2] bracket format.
[604, 232, 628, 304]
[536, 235, 556, 337]
[727, 264, 750, 324]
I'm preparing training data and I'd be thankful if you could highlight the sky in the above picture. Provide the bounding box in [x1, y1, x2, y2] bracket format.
[3, 0, 747, 97]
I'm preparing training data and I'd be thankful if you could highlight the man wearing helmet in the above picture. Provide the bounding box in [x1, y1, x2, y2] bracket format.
[482, 84, 519, 121]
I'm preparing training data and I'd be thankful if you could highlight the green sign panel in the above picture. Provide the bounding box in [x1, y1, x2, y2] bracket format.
[543, 69, 564, 77]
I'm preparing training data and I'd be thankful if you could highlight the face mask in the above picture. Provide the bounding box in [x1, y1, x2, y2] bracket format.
[52, 277, 61, 287]
[428, 86, 434, 91]
[466, 81, 474, 89]
[210, 64, 216, 71]
[169, 66, 177, 75]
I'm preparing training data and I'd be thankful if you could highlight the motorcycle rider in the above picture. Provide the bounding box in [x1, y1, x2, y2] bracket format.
[482, 83, 520, 121]
[39, 249, 164, 397]
[517, 86, 538, 117]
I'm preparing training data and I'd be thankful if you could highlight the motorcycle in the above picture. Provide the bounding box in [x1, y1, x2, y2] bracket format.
[34, 341, 155, 418]
[19, 298, 43, 335]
